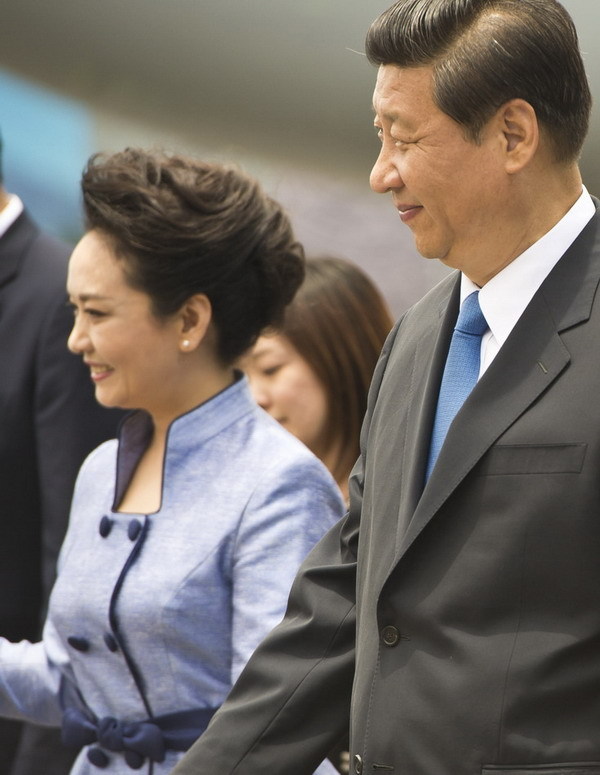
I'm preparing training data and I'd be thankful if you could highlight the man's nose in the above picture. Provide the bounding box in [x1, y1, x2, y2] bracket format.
[370, 148, 402, 193]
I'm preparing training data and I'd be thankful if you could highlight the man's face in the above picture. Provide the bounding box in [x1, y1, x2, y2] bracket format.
[371, 64, 509, 282]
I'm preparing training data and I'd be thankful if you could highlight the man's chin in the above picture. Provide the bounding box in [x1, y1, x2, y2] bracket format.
[414, 240, 445, 262]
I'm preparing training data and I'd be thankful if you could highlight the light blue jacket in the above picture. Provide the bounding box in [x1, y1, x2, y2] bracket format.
[0, 376, 345, 774]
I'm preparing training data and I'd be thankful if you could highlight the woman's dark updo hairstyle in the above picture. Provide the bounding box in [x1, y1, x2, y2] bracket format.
[81, 148, 305, 364]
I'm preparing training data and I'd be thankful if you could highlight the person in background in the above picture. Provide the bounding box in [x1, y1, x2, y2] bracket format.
[0, 148, 344, 774]
[171, 0, 600, 773]
[241, 256, 393, 502]
[0, 133, 123, 775]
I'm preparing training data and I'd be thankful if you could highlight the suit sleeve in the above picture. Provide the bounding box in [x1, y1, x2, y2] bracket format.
[171, 321, 402, 775]
[34, 289, 122, 610]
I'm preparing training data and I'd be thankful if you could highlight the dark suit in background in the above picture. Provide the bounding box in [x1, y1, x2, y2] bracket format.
[0, 201, 123, 775]
[172, 1, 600, 774]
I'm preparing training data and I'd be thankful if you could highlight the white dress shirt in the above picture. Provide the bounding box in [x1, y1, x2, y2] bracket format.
[460, 186, 596, 377]
[0, 193, 23, 238]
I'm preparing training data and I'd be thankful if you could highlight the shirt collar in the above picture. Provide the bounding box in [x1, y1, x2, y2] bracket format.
[461, 186, 596, 348]
[0, 194, 24, 239]
[113, 373, 255, 510]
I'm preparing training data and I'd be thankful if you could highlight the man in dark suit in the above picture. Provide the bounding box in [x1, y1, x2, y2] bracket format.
[0, 137, 123, 775]
[172, 1, 600, 774]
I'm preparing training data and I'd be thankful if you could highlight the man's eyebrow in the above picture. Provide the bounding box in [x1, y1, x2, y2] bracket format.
[371, 105, 400, 122]
[373, 109, 418, 132]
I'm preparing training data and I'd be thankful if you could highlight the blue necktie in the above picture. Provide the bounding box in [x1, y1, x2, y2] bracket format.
[425, 291, 488, 480]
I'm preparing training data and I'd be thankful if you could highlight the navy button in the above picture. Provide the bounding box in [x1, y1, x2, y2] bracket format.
[103, 632, 119, 652]
[99, 516, 113, 538]
[67, 636, 90, 652]
[87, 747, 110, 768]
[125, 750, 145, 769]
[128, 519, 142, 541]
[354, 754, 363, 775]
[381, 625, 400, 647]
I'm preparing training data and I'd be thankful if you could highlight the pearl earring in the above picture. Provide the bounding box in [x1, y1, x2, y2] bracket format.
[182, 339, 191, 349]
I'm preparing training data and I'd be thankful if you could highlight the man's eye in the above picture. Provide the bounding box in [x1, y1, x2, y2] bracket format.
[394, 138, 416, 148]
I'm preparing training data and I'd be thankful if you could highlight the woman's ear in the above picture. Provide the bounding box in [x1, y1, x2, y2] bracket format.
[497, 98, 539, 174]
[178, 294, 212, 352]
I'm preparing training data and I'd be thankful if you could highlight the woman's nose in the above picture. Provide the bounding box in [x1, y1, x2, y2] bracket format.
[67, 316, 89, 355]
[248, 378, 270, 409]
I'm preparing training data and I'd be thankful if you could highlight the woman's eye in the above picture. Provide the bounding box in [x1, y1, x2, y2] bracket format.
[85, 308, 106, 318]
[263, 365, 281, 376]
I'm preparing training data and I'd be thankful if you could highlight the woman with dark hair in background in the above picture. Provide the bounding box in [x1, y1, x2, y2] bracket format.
[242, 256, 394, 502]
[0, 149, 344, 775]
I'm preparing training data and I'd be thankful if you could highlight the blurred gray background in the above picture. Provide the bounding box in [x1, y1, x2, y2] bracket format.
[0, 0, 597, 317]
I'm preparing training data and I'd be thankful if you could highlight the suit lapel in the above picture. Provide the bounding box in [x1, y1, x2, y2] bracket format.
[393, 203, 600, 565]
[361, 273, 459, 593]
[391, 277, 459, 541]
[0, 211, 37, 289]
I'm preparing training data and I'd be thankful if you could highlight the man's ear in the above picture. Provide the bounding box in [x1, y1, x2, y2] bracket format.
[177, 293, 212, 352]
[497, 98, 539, 174]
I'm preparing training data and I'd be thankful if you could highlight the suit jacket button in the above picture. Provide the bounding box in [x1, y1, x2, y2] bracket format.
[67, 636, 90, 652]
[128, 519, 142, 541]
[354, 754, 363, 775]
[103, 632, 119, 652]
[87, 747, 110, 768]
[381, 625, 400, 647]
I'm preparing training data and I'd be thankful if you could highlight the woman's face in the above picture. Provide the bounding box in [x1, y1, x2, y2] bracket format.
[242, 333, 329, 455]
[67, 230, 183, 417]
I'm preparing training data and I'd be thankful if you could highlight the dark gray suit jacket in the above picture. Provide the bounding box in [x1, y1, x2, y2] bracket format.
[0, 209, 123, 774]
[173, 200, 600, 775]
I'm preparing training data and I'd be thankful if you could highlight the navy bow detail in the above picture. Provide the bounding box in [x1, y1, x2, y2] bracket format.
[62, 708, 166, 763]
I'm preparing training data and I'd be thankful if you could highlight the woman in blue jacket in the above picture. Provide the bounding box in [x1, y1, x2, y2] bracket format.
[0, 149, 344, 774]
